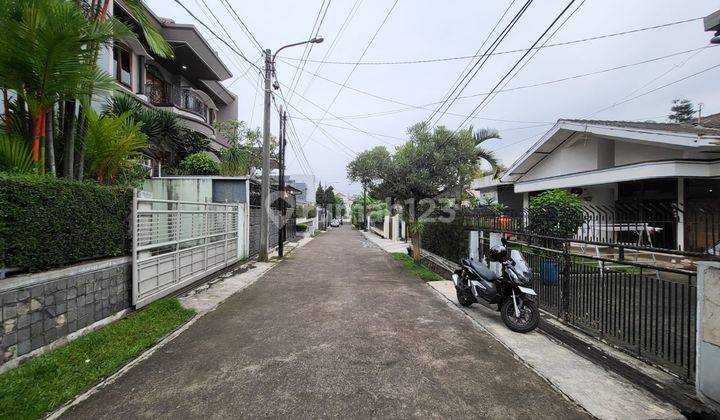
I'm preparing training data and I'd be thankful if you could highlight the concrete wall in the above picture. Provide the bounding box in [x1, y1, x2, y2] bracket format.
[142, 178, 214, 202]
[0, 257, 131, 369]
[696, 261, 720, 411]
[142, 177, 250, 204]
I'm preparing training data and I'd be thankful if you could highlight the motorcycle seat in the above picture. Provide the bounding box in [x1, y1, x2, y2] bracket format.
[463, 259, 498, 282]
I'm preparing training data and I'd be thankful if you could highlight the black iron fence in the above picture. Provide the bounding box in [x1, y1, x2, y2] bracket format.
[476, 232, 697, 381]
[465, 202, 719, 258]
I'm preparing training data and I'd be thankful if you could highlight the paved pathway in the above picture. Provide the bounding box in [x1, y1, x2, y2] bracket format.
[64, 226, 588, 419]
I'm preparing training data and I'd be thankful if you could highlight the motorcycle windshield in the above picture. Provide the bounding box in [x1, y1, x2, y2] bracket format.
[510, 250, 532, 279]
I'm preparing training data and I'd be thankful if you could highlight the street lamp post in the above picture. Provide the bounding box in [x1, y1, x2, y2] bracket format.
[259, 37, 323, 262]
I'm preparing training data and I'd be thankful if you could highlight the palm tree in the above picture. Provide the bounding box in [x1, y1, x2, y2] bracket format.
[0, 0, 132, 174]
[471, 127, 502, 178]
[83, 109, 147, 183]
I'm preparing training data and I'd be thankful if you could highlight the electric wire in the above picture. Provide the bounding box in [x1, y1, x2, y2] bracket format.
[469, 0, 588, 121]
[219, 0, 264, 53]
[173, 0, 260, 71]
[300, 0, 364, 96]
[302, 0, 400, 145]
[278, 46, 710, 124]
[287, 0, 332, 103]
[278, 17, 703, 66]
[426, 0, 529, 127]
[454, 0, 579, 133]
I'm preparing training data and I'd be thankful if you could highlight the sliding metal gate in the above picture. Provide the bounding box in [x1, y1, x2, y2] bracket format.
[132, 193, 249, 307]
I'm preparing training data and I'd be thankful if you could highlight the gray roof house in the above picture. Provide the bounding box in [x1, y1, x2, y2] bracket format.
[501, 116, 720, 252]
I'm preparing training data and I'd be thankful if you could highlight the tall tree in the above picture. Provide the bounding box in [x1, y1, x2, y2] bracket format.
[668, 99, 696, 123]
[324, 185, 335, 219]
[371, 123, 479, 262]
[347, 146, 390, 230]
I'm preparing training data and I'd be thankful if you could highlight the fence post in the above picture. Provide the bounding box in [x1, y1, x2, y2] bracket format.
[469, 231, 479, 260]
[489, 232, 502, 275]
[561, 240, 571, 320]
[696, 261, 720, 411]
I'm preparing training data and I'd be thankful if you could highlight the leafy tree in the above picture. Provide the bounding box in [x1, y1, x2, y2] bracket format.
[528, 189, 584, 250]
[371, 123, 478, 261]
[347, 146, 390, 229]
[668, 99, 696, 123]
[178, 152, 220, 176]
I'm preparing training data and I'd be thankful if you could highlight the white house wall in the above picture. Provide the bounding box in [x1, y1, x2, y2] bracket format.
[614, 142, 683, 166]
[522, 135, 612, 181]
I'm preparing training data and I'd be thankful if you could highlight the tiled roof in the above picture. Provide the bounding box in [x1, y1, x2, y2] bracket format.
[560, 118, 720, 136]
[696, 112, 720, 129]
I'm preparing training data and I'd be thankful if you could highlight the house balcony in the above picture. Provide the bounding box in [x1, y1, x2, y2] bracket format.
[144, 82, 218, 140]
[145, 83, 210, 120]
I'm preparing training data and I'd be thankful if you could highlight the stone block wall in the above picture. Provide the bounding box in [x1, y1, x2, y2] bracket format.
[0, 257, 131, 367]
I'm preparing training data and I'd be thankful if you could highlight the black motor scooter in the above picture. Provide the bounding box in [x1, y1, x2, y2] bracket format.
[452, 237, 540, 333]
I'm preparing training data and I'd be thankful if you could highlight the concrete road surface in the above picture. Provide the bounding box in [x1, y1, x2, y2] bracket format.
[64, 225, 588, 419]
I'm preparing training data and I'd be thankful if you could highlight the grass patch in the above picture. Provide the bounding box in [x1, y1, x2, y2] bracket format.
[390, 253, 444, 282]
[311, 230, 322, 238]
[0, 298, 195, 420]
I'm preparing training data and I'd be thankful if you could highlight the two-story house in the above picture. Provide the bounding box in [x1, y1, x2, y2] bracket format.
[106, 0, 238, 157]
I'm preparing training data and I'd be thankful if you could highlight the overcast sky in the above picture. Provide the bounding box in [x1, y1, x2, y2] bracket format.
[147, 0, 720, 195]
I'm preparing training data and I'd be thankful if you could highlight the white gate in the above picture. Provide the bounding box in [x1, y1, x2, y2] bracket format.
[132, 193, 249, 307]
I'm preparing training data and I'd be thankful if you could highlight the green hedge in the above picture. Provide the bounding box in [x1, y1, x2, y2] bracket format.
[296, 223, 308, 232]
[422, 218, 469, 264]
[0, 174, 133, 272]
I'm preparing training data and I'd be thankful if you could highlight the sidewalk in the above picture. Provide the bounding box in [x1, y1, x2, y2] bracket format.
[361, 229, 683, 419]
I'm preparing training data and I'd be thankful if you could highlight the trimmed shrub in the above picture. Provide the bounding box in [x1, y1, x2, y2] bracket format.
[296, 223, 308, 232]
[422, 218, 469, 264]
[528, 189, 584, 249]
[178, 152, 220, 175]
[0, 174, 132, 272]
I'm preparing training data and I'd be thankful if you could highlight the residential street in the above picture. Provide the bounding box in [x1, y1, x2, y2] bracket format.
[64, 225, 588, 419]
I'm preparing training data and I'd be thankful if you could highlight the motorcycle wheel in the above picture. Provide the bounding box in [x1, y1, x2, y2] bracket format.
[456, 288, 474, 307]
[500, 298, 539, 333]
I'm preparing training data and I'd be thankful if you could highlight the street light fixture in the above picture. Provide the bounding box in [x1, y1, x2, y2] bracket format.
[258, 37, 324, 262]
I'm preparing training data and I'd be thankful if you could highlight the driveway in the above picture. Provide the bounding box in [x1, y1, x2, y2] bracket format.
[64, 225, 588, 419]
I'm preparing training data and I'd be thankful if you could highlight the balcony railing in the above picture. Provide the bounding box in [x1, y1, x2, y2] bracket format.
[145, 83, 209, 121]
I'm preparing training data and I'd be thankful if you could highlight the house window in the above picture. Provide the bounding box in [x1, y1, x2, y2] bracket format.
[113, 44, 132, 88]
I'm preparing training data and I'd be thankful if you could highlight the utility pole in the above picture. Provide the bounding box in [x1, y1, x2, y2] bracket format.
[259, 37, 323, 261]
[259, 48, 272, 261]
[278, 109, 287, 258]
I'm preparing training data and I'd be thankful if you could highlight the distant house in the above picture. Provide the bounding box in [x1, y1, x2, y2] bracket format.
[286, 174, 317, 204]
[502, 117, 720, 252]
[468, 172, 523, 214]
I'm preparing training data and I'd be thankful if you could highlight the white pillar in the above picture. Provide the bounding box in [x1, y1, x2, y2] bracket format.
[383, 215, 390, 238]
[677, 177, 684, 251]
[696, 261, 720, 411]
[489, 232, 503, 275]
[392, 215, 400, 241]
[469, 231, 479, 260]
